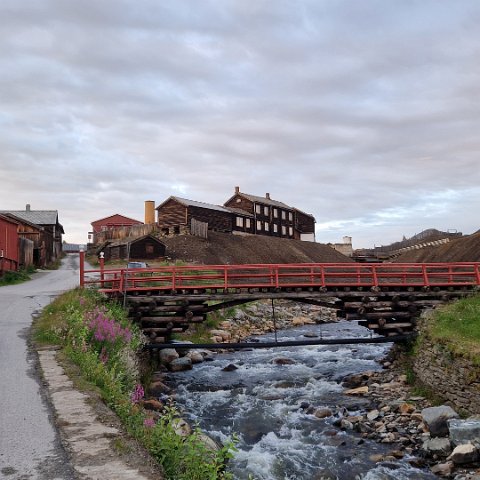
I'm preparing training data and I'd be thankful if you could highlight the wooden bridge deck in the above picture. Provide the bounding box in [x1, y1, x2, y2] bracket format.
[80, 258, 480, 344]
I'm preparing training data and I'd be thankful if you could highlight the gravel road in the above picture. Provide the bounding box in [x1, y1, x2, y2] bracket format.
[0, 254, 81, 480]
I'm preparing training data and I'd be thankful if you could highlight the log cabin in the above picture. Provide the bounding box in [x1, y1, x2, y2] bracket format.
[156, 188, 316, 241]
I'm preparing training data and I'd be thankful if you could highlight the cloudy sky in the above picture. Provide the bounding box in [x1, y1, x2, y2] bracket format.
[1, 1, 479, 248]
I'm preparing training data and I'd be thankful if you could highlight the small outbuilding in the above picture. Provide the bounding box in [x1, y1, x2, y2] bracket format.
[100, 235, 166, 261]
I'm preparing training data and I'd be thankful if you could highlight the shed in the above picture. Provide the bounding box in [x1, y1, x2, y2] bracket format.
[0, 214, 20, 273]
[100, 235, 166, 261]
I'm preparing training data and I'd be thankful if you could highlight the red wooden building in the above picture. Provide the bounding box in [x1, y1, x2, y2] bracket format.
[0, 214, 20, 274]
[90, 214, 143, 244]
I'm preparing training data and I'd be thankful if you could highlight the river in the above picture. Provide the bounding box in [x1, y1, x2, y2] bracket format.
[167, 321, 436, 480]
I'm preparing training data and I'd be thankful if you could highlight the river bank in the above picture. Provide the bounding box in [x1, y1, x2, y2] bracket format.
[149, 301, 480, 479]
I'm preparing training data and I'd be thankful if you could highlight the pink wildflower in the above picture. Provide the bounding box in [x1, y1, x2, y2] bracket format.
[130, 384, 144, 404]
[144, 417, 155, 428]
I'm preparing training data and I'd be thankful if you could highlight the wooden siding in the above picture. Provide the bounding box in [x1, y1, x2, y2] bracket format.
[294, 211, 315, 240]
[157, 199, 188, 231]
[0, 216, 19, 272]
[104, 236, 166, 261]
[187, 206, 232, 232]
[224, 194, 254, 215]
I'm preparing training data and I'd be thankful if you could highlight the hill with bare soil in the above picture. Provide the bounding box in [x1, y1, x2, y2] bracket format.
[161, 231, 353, 264]
[394, 232, 480, 262]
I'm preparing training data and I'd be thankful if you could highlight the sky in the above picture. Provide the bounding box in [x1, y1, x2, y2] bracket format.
[1, 0, 480, 249]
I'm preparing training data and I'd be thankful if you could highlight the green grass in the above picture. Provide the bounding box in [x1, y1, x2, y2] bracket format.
[0, 266, 36, 286]
[422, 293, 480, 364]
[33, 287, 236, 479]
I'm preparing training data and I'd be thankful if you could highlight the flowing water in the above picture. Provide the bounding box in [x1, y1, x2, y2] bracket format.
[168, 321, 436, 480]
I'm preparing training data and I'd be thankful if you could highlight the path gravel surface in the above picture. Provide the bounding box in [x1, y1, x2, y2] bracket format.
[0, 254, 161, 480]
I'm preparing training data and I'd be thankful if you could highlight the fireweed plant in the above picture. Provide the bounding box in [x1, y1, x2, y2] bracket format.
[34, 288, 237, 480]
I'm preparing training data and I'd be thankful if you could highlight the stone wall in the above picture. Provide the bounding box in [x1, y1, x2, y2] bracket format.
[413, 325, 480, 414]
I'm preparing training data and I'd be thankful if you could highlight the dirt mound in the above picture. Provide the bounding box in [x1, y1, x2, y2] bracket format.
[394, 232, 480, 262]
[161, 232, 352, 264]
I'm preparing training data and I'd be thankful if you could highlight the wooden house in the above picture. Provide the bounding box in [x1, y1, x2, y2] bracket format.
[4, 213, 43, 267]
[90, 214, 143, 244]
[100, 235, 166, 261]
[0, 205, 64, 265]
[156, 197, 234, 235]
[224, 187, 316, 241]
[0, 214, 20, 274]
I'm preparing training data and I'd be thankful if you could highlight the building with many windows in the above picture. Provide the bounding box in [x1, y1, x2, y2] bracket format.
[155, 187, 316, 241]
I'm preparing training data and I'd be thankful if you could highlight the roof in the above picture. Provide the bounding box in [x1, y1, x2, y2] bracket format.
[2, 213, 44, 231]
[0, 213, 19, 226]
[229, 192, 292, 209]
[104, 234, 166, 248]
[225, 190, 315, 219]
[157, 196, 232, 214]
[0, 209, 63, 232]
[91, 213, 143, 225]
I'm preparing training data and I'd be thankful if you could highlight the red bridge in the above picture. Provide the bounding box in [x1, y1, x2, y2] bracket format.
[80, 255, 480, 344]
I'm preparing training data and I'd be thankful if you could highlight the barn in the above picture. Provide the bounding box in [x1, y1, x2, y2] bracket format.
[100, 235, 166, 261]
[0, 214, 20, 274]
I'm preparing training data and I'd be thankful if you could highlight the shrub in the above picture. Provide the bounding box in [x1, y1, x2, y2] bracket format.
[34, 288, 235, 479]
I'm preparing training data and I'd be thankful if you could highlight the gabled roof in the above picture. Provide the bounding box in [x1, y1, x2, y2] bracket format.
[3, 213, 44, 231]
[0, 213, 19, 226]
[0, 209, 63, 232]
[293, 207, 316, 220]
[101, 234, 165, 248]
[157, 196, 232, 214]
[91, 213, 143, 225]
[224, 192, 291, 209]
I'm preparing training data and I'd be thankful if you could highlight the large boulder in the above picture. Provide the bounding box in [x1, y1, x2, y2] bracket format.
[159, 348, 179, 365]
[422, 437, 452, 457]
[421, 406, 459, 437]
[448, 443, 479, 465]
[448, 418, 480, 447]
[169, 357, 192, 372]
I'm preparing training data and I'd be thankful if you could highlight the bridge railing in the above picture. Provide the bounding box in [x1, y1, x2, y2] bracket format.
[79, 257, 480, 293]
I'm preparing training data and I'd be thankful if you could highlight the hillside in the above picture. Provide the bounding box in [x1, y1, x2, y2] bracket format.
[394, 232, 480, 262]
[161, 231, 353, 264]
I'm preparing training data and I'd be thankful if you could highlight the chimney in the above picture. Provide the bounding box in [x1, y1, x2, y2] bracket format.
[265, 193, 270, 200]
[144, 200, 156, 224]
[26, 204, 31, 212]
[235, 186, 240, 194]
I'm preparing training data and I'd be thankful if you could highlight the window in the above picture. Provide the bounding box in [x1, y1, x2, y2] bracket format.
[236, 216, 244, 227]
[273, 224, 278, 233]
[146, 244, 154, 254]
[281, 210, 286, 220]
[255, 204, 262, 214]
[174, 226, 180, 234]
[264, 206, 269, 216]
[265, 222, 269, 232]
[246, 218, 251, 228]
[289, 227, 293, 236]
[256, 220, 262, 231]
[288, 212, 293, 221]
[282, 225, 286, 235]
[273, 208, 278, 218]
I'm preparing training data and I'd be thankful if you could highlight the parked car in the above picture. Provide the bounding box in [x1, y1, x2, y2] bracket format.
[126, 261, 148, 269]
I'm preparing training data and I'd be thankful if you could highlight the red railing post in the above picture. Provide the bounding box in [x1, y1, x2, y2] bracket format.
[172, 267, 176, 290]
[224, 266, 228, 290]
[475, 263, 480, 285]
[371, 264, 379, 287]
[422, 264, 429, 286]
[79, 250, 85, 287]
